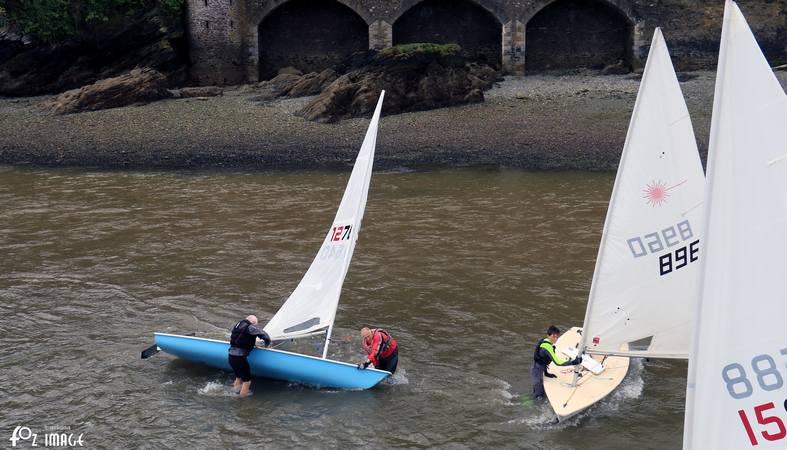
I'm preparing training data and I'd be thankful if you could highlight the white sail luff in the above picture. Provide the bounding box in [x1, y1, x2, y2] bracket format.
[682, 2, 734, 445]
[577, 29, 660, 354]
[683, 2, 787, 448]
[579, 28, 704, 359]
[263, 92, 385, 342]
[319, 94, 381, 352]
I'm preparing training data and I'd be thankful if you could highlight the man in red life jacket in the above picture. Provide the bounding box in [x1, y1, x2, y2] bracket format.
[358, 327, 398, 374]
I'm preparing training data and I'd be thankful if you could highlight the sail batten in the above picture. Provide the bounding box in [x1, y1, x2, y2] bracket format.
[579, 28, 705, 359]
[263, 92, 385, 342]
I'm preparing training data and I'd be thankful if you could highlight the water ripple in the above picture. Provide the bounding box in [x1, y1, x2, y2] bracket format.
[0, 167, 686, 448]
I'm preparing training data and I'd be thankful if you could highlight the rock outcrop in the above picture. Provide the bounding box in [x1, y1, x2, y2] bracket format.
[296, 46, 499, 122]
[287, 69, 339, 97]
[250, 68, 339, 101]
[600, 60, 630, 76]
[42, 68, 171, 114]
[0, 8, 187, 97]
[172, 86, 224, 98]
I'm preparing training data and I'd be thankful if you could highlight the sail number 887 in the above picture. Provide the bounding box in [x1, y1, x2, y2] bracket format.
[724, 349, 787, 446]
[723, 350, 787, 399]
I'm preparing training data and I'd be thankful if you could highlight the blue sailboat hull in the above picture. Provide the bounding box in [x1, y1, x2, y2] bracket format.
[154, 333, 390, 390]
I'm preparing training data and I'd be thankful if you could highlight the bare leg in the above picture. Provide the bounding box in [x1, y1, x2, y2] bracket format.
[233, 378, 241, 393]
[239, 381, 252, 397]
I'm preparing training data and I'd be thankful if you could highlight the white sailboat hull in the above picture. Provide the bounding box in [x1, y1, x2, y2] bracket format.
[543, 327, 630, 421]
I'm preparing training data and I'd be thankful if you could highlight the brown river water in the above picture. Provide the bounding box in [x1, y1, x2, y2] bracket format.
[0, 166, 688, 449]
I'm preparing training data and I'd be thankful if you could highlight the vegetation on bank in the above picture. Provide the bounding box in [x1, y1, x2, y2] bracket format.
[379, 43, 462, 60]
[0, 0, 183, 43]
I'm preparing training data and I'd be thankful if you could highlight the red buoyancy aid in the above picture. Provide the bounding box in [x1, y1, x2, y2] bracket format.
[364, 329, 397, 366]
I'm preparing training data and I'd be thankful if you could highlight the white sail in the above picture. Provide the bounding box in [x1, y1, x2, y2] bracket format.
[264, 92, 385, 341]
[683, 2, 787, 448]
[580, 28, 705, 359]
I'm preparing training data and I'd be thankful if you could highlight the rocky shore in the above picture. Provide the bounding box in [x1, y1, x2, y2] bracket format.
[1, 71, 785, 171]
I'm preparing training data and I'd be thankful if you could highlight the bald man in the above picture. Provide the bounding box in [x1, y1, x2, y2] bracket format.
[228, 315, 271, 396]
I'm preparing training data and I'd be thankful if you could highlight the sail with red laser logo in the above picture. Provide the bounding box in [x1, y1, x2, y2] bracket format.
[543, 28, 705, 422]
[577, 27, 706, 360]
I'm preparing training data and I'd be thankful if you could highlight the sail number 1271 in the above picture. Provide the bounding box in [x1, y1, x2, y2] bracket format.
[330, 225, 352, 242]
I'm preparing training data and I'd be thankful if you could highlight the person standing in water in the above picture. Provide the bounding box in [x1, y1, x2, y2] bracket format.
[531, 325, 582, 400]
[358, 327, 399, 374]
[228, 315, 271, 396]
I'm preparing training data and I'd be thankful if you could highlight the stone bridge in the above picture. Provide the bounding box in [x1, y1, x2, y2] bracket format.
[187, 0, 786, 85]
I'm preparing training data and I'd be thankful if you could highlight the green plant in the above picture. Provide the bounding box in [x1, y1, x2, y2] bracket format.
[0, 4, 7, 28]
[4, 0, 184, 43]
[379, 43, 462, 59]
[158, 0, 183, 13]
[13, 0, 73, 42]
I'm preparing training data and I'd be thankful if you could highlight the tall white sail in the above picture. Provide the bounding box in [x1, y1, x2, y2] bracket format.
[264, 92, 385, 341]
[580, 29, 705, 359]
[683, 2, 787, 448]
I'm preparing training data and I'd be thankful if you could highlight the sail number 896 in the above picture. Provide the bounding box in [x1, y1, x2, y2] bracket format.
[659, 239, 700, 276]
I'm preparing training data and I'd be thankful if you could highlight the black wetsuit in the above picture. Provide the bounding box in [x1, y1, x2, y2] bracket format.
[228, 319, 271, 382]
[531, 338, 575, 400]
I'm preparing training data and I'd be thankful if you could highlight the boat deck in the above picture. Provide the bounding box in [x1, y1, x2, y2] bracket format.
[543, 327, 630, 421]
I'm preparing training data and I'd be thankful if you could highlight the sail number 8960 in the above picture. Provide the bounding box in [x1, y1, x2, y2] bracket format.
[627, 219, 695, 258]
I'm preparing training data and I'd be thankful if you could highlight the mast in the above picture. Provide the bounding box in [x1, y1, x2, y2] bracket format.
[262, 91, 385, 345]
[321, 324, 333, 359]
[322, 91, 385, 359]
[575, 30, 663, 367]
[574, 28, 704, 368]
[682, 2, 732, 446]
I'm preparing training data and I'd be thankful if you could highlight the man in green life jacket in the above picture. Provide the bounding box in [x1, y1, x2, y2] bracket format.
[531, 325, 582, 400]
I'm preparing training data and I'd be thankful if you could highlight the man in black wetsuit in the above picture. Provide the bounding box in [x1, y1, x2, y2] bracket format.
[228, 315, 271, 397]
[532, 325, 582, 400]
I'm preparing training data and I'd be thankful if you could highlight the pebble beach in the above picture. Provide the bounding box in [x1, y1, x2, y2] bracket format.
[1, 71, 784, 170]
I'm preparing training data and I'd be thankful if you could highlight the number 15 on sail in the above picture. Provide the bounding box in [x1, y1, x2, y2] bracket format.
[725, 348, 787, 446]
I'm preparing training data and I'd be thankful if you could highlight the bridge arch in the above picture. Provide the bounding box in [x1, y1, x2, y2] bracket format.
[249, 0, 373, 28]
[524, 0, 637, 73]
[392, 0, 504, 68]
[252, 0, 370, 80]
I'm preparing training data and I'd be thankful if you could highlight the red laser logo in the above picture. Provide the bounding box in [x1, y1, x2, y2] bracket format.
[642, 179, 687, 207]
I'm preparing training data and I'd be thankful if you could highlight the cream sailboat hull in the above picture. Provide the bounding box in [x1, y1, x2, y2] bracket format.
[543, 327, 630, 421]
